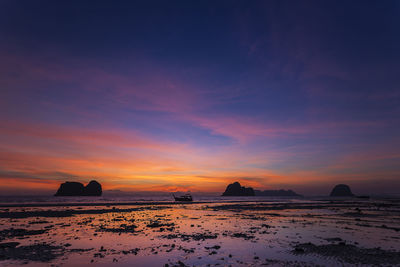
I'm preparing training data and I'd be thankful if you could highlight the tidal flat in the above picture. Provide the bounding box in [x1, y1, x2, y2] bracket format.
[0, 199, 399, 266]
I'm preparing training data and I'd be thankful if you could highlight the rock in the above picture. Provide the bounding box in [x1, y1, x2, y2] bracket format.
[0, 229, 47, 241]
[54, 182, 84, 196]
[292, 242, 400, 265]
[84, 180, 102, 196]
[330, 184, 354, 197]
[0, 242, 20, 249]
[0, 243, 63, 262]
[54, 180, 102, 196]
[294, 247, 305, 253]
[222, 182, 255, 196]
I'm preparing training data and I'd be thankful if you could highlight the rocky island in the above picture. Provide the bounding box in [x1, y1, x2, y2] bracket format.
[222, 181, 301, 197]
[54, 180, 102, 196]
[222, 182, 255, 196]
[330, 184, 354, 197]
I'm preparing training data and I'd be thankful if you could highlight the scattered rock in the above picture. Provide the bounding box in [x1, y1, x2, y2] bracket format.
[0, 243, 63, 262]
[98, 224, 138, 233]
[161, 233, 218, 241]
[232, 233, 255, 240]
[293, 242, 400, 265]
[147, 221, 174, 228]
[0, 242, 19, 249]
[0, 228, 47, 241]
[205, 245, 221, 250]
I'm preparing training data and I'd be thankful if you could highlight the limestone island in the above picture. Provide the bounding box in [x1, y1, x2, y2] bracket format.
[222, 181, 302, 197]
[330, 184, 354, 197]
[222, 182, 255, 196]
[55, 180, 102, 196]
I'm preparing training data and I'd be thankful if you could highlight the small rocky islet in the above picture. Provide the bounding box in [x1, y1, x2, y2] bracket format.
[54, 180, 102, 196]
[221, 181, 301, 197]
[330, 184, 354, 197]
[221, 182, 255, 196]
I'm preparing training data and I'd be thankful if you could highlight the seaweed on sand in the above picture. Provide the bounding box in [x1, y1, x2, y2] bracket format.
[293, 242, 400, 265]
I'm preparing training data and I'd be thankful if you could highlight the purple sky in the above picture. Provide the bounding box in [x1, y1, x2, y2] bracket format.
[0, 1, 399, 195]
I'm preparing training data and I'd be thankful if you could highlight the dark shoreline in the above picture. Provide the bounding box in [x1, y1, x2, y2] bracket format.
[1, 196, 396, 208]
[0, 199, 308, 208]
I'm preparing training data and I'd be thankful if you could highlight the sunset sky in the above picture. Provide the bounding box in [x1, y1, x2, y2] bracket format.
[1, 1, 399, 195]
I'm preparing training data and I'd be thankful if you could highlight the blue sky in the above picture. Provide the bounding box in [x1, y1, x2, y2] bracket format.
[0, 0, 399, 195]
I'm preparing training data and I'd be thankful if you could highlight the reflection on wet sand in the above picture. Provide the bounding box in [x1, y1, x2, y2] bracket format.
[0, 199, 399, 266]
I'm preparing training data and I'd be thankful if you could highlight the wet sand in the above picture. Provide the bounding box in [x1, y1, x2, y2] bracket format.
[0, 199, 399, 266]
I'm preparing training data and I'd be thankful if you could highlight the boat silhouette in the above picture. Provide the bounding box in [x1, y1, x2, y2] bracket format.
[173, 193, 193, 202]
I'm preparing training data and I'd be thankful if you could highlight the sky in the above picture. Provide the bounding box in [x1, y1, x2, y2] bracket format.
[0, 0, 399, 196]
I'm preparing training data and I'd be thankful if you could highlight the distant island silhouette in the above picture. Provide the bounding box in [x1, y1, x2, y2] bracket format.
[330, 184, 354, 197]
[222, 182, 255, 196]
[55, 180, 102, 196]
[222, 181, 301, 197]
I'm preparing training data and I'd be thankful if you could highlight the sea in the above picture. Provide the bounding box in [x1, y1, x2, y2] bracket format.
[0, 194, 321, 207]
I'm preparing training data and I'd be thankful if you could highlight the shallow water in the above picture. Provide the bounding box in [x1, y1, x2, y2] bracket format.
[0, 199, 399, 266]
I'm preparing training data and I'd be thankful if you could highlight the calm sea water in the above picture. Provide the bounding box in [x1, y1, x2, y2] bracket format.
[1, 193, 397, 207]
[0, 194, 310, 206]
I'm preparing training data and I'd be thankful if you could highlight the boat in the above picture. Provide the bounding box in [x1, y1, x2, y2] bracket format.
[173, 193, 193, 202]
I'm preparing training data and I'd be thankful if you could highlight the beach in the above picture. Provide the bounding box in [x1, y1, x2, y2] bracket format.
[2, 1, 400, 266]
[0, 197, 399, 266]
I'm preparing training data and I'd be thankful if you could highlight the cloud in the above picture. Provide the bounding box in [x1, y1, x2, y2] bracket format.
[1, 42, 399, 195]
